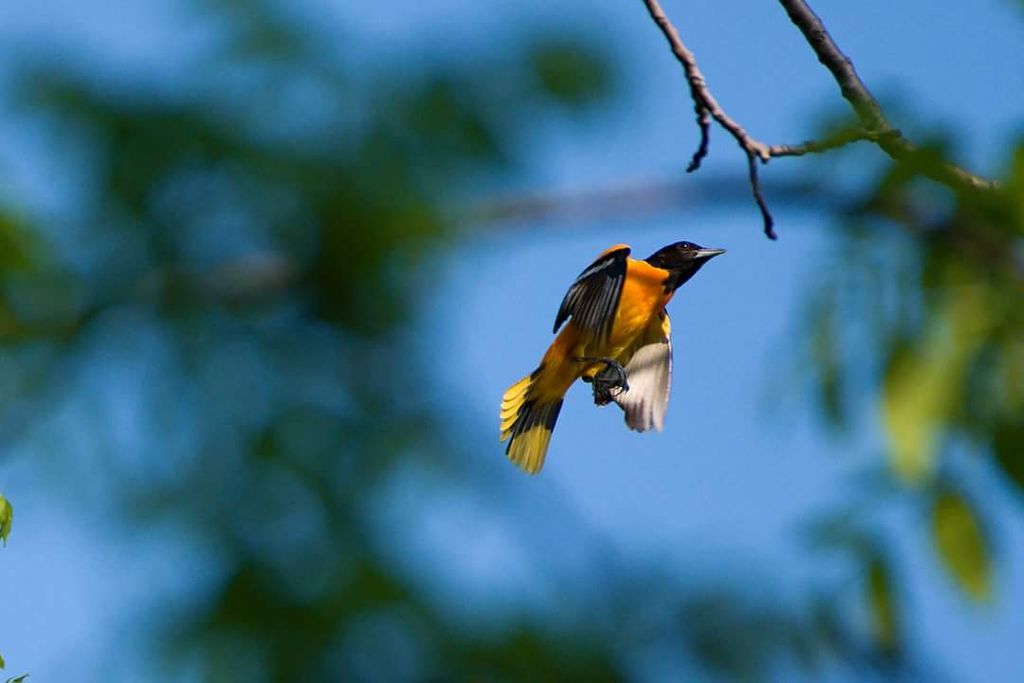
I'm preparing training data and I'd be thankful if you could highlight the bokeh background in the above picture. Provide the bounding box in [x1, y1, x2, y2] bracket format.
[0, 0, 1022, 680]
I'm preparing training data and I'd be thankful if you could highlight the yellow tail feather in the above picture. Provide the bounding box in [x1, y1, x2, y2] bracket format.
[500, 374, 532, 434]
[500, 371, 563, 475]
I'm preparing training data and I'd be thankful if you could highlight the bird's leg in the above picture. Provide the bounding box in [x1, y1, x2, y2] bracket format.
[576, 356, 629, 406]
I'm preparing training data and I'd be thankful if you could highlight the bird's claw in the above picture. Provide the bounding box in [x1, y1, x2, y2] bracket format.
[576, 356, 629, 406]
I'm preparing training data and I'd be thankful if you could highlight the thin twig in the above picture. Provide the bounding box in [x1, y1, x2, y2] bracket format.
[686, 103, 711, 172]
[747, 155, 776, 239]
[768, 128, 898, 158]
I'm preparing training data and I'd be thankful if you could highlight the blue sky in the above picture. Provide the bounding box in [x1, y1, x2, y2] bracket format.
[1, 0, 1023, 680]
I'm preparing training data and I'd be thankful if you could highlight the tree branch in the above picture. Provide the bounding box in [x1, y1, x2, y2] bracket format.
[777, 0, 997, 194]
[640, 0, 999, 240]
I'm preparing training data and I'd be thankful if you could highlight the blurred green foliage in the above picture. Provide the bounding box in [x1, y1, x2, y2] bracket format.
[865, 556, 898, 657]
[0, 494, 10, 546]
[0, 1, 653, 678]
[931, 488, 993, 602]
[0, 0, 882, 679]
[801, 117, 1024, 651]
[0, 618, 30, 683]
[0, 0, 1021, 679]
[882, 282, 993, 484]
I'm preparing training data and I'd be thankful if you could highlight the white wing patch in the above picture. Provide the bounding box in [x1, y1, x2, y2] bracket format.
[612, 334, 672, 432]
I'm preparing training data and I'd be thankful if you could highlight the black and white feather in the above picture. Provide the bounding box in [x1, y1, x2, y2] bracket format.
[552, 246, 629, 343]
[613, 317, 672, 432]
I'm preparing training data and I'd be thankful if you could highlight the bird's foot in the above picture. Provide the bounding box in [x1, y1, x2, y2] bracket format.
[577, 357, 629, 406]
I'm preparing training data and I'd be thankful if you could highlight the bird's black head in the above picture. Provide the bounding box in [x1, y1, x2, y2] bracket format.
[644, 240, 726, 291]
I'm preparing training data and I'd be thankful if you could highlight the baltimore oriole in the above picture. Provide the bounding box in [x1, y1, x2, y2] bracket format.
[500, 241, 725, 474]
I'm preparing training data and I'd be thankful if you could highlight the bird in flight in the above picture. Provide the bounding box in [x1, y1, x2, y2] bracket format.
[500, 241, 725, 474]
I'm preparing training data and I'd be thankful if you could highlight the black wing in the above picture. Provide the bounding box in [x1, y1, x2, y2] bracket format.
[552, 246, 630, 342]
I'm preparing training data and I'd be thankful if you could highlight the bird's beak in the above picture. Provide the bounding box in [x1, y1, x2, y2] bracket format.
[693, 248, 726, 260]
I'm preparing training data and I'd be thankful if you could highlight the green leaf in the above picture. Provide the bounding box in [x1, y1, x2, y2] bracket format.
[994, 422, 1024, 493]
[881, 342, 948, 484]
[528, 38, 611, 107]
[0, 212, 40, 274]
[0, 651, 5, 668]
[0, 494, 11, 546]
[931, 489, 993, 602]
[6, 674, 29, 683]
[881, 285, 990, 484]
[993, 339, 1024, 493]
[809, 286, 845, 426]
[865, 557, 900, 656]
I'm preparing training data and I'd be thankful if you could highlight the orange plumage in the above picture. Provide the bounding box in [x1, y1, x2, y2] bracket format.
[500, 241, 725, 474]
